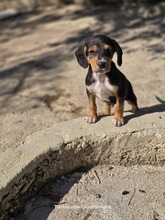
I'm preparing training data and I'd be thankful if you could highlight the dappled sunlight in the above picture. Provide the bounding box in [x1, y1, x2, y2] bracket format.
[0, 2, 164, 151]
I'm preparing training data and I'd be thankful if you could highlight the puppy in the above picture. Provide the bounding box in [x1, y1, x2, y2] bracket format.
[75, 35, 139, 126]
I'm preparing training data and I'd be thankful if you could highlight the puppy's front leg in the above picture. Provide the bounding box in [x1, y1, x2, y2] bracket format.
[85, 91, 97, 123]
[113, 98, 124, 127]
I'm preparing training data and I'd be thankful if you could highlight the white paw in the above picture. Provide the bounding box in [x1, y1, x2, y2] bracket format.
[85, 116, 97, 124]
[112, 118, 124, 127]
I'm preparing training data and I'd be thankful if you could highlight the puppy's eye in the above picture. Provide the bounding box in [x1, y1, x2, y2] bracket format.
[106, 48, 112, 56]
[88, 50, 96, 56]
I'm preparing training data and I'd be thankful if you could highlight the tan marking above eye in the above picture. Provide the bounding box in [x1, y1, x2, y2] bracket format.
[89, 45, 98, 52]
[88, 45, 98, 56]
[104, 44, 112, 50]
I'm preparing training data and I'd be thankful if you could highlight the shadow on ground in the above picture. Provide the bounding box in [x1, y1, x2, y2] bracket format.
[0, 2, 164, 105]
[15, 167, 90, 220]
[124, 96, 165, 124]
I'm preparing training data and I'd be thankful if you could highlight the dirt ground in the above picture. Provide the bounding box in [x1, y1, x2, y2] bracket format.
[0, 3, 165, 153]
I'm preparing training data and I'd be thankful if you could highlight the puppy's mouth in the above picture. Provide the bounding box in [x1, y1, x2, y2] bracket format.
[97, 68, 106, 73]
[97, 65, 110, 73]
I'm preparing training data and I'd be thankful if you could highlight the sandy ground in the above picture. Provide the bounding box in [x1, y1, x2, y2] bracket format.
[0, 3, 165, 153]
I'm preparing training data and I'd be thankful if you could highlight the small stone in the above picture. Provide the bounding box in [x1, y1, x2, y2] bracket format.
[108, 166, 113, 170]
[122, 191, 130, 195]
[95, 193, 101, 198]
[139, 189, 146, 193]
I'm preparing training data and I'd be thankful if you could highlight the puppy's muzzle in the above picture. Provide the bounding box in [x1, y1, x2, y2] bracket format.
[98, 60, 106, 69]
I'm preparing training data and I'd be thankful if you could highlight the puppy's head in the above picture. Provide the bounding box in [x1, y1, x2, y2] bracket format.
[75, 35, 123, 73]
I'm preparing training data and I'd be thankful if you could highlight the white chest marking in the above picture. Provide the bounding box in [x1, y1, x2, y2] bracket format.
[87, 72, 118, 102]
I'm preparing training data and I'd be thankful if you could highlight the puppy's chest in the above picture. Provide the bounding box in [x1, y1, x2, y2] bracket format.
[87, 74, 118, 101]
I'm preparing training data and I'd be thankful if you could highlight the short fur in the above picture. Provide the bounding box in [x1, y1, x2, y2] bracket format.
[75, 35, 139, 126]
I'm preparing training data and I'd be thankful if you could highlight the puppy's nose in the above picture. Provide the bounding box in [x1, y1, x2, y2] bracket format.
[98, 61, 106, 69]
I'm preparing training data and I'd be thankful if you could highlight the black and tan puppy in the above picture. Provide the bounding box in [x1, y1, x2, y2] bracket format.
[75, 35, 139, 126]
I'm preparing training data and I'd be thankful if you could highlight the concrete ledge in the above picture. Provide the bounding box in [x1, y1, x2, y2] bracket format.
[0, 112, 165, 219]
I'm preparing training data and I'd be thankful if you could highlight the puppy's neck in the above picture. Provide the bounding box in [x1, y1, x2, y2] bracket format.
[93, 72, 107, 83]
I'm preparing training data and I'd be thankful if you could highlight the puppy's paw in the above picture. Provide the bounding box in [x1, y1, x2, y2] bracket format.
[85, 115, 97, 124]
[112, 117, 124, 127]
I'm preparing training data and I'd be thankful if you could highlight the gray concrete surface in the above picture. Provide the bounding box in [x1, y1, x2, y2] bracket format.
[0, 112, 165, 219]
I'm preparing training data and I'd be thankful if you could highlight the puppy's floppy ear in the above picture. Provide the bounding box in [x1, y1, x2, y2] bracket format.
[112, 39, 123, 66]
[75, 42, 88, 68]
